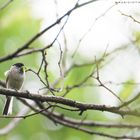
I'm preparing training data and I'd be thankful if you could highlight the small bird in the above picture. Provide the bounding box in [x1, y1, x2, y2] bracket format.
[3, 63, 26, 115]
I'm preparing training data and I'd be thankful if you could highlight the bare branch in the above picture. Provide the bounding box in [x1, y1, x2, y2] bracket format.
[93, 57, 123, 103]
[0, 0, 99, 63]
[0, 0, 13, 11]
[18, 98, 140, 140]
[0, 106, 29, 135]
[0, 88, 140, 117]
[120, 11, 140, 24]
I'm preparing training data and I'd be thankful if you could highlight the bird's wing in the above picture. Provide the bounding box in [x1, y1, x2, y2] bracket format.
[4, 70, 10, 77]
[4, 70, 9, 87]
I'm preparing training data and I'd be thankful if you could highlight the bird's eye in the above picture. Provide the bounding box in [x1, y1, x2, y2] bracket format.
[20, 67, 24, 73]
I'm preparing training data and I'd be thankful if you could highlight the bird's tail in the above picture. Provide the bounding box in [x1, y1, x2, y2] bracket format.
[3, 96, 13, 115]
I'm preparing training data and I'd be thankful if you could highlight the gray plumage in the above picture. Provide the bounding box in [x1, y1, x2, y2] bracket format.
[3, 63, 25, 115]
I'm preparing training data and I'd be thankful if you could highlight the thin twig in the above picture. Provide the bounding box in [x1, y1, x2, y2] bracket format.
[0, 0, 13, 11]
[93, 57, 123, 103]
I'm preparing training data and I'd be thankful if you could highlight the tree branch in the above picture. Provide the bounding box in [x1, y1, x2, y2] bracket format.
[0, 0, 13, 11]
[0, 0, 99, 63]
[1, 88, 140, 117]
[18, 98, 140, 140]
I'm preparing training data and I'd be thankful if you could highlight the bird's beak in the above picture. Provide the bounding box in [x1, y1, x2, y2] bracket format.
[24, 66, 28, 72]
[21, 66, 28, 72]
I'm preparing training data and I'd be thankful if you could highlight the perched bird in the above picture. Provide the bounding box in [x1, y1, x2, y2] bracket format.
[3, 63, 26, 115]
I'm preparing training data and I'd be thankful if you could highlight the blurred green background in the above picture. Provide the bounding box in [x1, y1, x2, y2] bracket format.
[0, 0, 140, 140]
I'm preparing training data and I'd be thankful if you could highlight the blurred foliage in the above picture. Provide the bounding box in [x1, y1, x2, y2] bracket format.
[0, 0, 140, 140]
[134, 31, 140, 47]
[0, 1, 101, 140]
[119, 79, 135, 101]
[0, 0, 42, 79]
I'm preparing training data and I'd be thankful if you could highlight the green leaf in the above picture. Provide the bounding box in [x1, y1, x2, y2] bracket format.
[119, 79, 135, 100]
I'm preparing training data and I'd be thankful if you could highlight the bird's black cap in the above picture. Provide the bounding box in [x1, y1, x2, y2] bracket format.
[13, 63, 24, 68]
